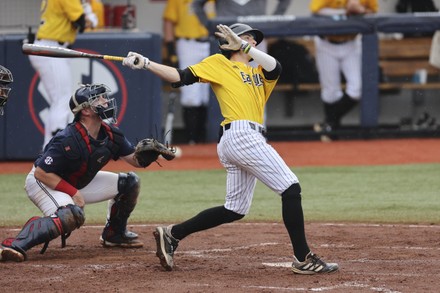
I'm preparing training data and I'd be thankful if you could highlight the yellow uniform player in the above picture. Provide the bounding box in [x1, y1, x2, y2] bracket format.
[29, 0, 97, 148]
[310, 0, 378, 141]
[162, 0, 215, 143]
[123, 23, 339, 275]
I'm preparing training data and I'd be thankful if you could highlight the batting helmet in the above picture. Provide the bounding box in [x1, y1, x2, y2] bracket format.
[69, 83, 118, 123]
[0, 65, 13, 115]
[218, 23, 264, 58]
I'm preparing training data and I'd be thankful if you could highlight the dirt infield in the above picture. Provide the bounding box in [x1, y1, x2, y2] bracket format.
[1, 139, 439, 292]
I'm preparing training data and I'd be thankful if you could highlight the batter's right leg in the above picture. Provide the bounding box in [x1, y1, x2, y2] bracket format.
[0, 205, 84, 262]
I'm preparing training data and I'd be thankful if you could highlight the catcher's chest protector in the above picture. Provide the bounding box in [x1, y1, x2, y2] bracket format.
[66, 123, 122, 188]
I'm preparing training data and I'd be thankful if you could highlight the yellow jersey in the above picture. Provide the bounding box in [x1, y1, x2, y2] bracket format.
[163, 0, 215, 39]
[90, 0, 105, 28]
[189, 54, 278, 125]
[310, 0, 378, 14]
[310, 0, 378, 42]
[36, 0, 84, 44]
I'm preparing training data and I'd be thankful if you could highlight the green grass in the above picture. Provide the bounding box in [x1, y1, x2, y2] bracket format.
[0, 163, 439, 226]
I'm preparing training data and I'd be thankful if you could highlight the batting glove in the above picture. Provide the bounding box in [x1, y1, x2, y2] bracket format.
[123, 51, 150, 70]
[215, 24, 243, 51]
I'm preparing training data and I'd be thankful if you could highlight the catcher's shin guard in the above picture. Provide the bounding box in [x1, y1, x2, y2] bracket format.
[104, 172, 140, 237]
[1, 205, 84, 259]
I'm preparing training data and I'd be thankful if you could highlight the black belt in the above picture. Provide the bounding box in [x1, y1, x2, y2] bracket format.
[177, 37, 210, 43]
[218, 122, 266, 142]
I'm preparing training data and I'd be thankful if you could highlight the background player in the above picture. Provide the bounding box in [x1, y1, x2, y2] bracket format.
[122, 23, 339, 274]
[29, 0, 98, 148]
[0, 65, 13, 116]
[193, 0, 292, 56]
[162, 0, 215, 144]
[311, 0, 378, 141]
[0, 83, 156, 262]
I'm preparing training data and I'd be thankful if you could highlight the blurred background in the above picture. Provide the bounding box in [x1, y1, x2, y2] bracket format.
[1, 0, 440, 160]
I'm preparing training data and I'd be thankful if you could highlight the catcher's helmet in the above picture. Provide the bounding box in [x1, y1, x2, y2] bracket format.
[218, 23, 264, 58]
[69, 83, 118, 124]
[0, 65, 13, 115]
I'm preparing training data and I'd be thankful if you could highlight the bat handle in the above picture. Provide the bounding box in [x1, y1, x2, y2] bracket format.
[103, 55, 125, 62]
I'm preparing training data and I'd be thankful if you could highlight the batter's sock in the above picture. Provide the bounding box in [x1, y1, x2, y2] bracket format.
[281, 184, 310, 262]
[171, 206, 244, 240]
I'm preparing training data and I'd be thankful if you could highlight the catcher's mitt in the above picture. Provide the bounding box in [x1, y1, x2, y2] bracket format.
[134, 138, 176, 167]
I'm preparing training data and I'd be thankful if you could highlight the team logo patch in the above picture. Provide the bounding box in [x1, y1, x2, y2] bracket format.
[44, 156, 53, 165]
[97, 156, 105, 164]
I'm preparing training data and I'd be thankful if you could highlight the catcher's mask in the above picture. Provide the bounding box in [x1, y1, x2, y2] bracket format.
[69, 83, 118, 124]
[218, 23, 264, 59]
[0, 65, 13, 116]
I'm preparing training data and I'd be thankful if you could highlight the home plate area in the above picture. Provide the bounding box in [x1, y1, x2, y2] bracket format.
[1, 222, 439, 292]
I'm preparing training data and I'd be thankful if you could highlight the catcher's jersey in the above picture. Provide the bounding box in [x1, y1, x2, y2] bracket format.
[188, 54, 278, 126]
[310, 0, 378, 13]
[35, 122, 134, 189]
[163, 0, 215, 39]
[36, 0, 84, 44]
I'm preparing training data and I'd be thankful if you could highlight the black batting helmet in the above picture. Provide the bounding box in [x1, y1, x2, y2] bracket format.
[69, 83, 118, 124]
[218, 23, 264, 58]
[0, 65, 13, 115]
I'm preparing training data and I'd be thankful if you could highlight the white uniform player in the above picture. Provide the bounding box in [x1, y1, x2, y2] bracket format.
[310, 0, 378, 141]
[123, 23, 339, 275]
[30, 0, 97, 148]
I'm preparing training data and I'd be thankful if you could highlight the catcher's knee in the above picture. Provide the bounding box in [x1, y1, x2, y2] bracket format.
[56, 204, 85, 233]
[222, 206, 245, 223]
[281, 183, 302, 201]
[118, 172, 140, 200]
[5, 205, 84, 254]
[109, 172, 140, 220]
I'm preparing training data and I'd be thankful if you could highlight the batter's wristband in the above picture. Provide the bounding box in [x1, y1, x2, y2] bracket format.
[240, 41, 251, 54]
[55, 179, 78, 197]
[143, 57, 150, 70]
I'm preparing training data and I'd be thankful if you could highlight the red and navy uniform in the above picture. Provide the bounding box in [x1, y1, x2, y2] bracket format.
[35, 122, 134, 189]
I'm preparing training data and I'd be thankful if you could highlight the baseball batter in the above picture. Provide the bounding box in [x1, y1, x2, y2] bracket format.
[123, 23, 339, 274]
[0, 83, 155, 262]
[162, 0, 215, 144]
[29, 0, 97, 148]
[310, 0, 378, 140]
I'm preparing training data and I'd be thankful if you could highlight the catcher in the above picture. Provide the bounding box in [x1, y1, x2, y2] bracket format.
[0, 83, 174, 262]
[0, 64, 13, 115]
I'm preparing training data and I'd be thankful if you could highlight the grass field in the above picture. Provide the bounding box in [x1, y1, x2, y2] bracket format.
[0, 163, 439, 227]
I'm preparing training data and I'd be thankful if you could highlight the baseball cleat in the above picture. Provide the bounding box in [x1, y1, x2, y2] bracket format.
[291, 252, 339, 275]
[124, 230, 139, 240]
[0, 246, 25, 262]
[153, 226, 179, 271]
[99, 235, 143, 248]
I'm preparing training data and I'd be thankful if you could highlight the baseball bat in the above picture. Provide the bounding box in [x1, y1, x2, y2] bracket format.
[164, 90, 178, 144]
[22, 43, 124, 62]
